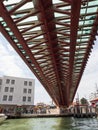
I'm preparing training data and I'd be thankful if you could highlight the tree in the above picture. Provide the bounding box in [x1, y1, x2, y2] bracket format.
[80, 98, 88, 105]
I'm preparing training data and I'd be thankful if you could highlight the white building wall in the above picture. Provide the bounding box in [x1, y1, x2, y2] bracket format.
[0, 76, 35, 106]
[0, 77, 2, 91]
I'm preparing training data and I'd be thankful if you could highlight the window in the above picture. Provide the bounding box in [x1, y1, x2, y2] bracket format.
[11, 80, 15, 84]
[10, 87, 14, 92]
[5, 87, 9, 92]
[3, 95, 7, 101]
[28, 97, 31, 102]
[23, 96, 26, 102]
[23, 88, 27, 93]
[6, 79, 10, 84]
[8, 96, 13, 101]
[24, 81, 27, 86]
[29, 81, 32, 86]
[28, 89, 32, 94]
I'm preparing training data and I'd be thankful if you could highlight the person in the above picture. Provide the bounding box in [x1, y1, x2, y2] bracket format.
[48, 109, 50, 113]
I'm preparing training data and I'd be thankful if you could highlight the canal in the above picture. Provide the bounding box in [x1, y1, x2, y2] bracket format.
[0, 117, 98, 130]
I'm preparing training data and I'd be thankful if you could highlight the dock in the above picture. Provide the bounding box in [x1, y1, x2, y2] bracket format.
[5, 105, 97, 119]
[7, 112, 97, 119]
[69, 104, 97, 118]
[7, 113, 73, 119]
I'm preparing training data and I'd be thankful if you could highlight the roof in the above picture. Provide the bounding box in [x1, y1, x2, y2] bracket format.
[90, 98, 98, 102]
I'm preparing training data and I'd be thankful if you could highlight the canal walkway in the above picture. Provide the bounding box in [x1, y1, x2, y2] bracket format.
[7, 112, 97, 119]
[5, 105, 98, 119]
[7, 113, 72, 119]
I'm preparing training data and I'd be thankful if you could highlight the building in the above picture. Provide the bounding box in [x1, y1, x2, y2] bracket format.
[0, 76, 35, 113]
[90, 98, 98, 107]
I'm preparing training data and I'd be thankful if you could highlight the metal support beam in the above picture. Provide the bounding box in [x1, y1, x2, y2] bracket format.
[67, 0, 81, 104]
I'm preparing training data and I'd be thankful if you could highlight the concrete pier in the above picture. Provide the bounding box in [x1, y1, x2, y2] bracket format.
[5, 105, 97, 119]
[70, 105, 97, 118]
[7, 113, 73, 119]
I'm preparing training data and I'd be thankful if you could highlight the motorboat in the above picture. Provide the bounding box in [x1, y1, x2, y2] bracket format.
[0, 113, 7, 124]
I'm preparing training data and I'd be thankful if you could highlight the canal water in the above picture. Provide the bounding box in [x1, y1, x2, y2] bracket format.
[0, 117, 98, 130]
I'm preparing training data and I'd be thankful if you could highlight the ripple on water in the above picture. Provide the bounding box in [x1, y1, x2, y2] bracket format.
[0, 117, 98, 130]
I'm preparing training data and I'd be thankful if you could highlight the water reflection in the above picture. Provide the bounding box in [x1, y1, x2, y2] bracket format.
[0, 117, 98, 130]
[71, 118, 98, 130]
[56, 117, 98, 130]
[56, 117, 79, 130]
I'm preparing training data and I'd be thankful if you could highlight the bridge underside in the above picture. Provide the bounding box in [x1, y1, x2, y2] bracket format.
[0, 0, 98, 107]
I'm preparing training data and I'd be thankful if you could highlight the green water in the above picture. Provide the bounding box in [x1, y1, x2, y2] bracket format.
[0, 117, 98, 130]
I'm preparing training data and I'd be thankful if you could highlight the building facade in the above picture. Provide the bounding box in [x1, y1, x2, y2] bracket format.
[0, 76, 35, 113]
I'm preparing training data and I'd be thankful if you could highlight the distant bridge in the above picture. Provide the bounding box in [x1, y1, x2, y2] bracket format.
[0, 0, 98, 107]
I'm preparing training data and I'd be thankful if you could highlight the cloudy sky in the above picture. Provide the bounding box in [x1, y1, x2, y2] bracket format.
[0, 33, 98, 104]
[0, 33, 51, 104]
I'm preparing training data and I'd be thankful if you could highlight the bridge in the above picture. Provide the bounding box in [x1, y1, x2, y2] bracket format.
[0, 0, 98, 107]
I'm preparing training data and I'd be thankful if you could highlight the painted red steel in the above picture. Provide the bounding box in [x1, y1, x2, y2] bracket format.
[0, 0, 98, 107]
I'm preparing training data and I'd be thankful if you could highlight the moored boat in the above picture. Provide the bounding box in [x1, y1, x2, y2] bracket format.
[0, 114, 7, 124]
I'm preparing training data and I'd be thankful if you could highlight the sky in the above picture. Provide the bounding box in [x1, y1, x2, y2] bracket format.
[0, 33, 98, 104]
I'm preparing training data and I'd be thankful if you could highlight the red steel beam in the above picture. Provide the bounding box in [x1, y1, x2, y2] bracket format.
[0, 22, 59, 105]
[9, 0, 31, 14]
[15, 9, 39, 23]
[0, 0, 97, 107]
[67, 0, 82, 104]
[33, 0, 66, 106]
[71, 12, 98, 102]
[0, 2, 59, 106]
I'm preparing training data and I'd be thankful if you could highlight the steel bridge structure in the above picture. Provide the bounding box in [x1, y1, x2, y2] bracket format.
[0, 0, 98, 107]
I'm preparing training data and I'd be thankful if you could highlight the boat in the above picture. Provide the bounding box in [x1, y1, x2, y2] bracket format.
[0, 114, 7, 124]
